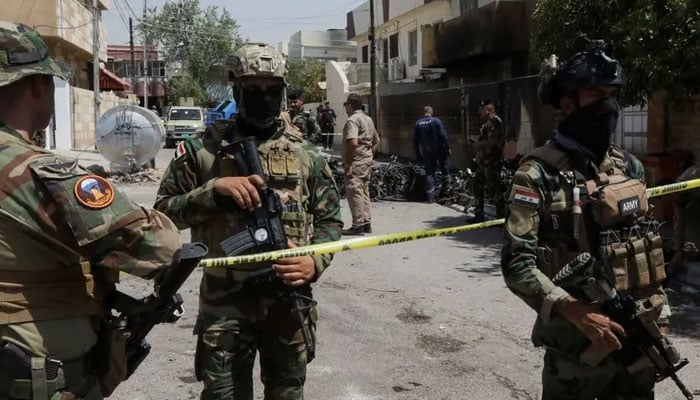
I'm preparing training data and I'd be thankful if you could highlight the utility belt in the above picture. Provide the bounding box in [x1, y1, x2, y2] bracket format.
[0, 342, 90, 400]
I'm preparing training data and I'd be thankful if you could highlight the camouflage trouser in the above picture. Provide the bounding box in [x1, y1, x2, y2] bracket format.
[0, 353, 100, 400]
[473, 158, 505, 218]
[541, 350, 655, 400]
[345, 161, 372, 226]
[195, 284, 317, 400]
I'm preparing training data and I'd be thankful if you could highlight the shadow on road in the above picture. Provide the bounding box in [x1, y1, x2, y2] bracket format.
[664, 281, 700, 340]
[425, 215, 503, 276]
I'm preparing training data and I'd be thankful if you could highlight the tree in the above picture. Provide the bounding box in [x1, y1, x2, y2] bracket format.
[168, 75, 207, 106]
[286, 58, 326, 103]
[531, 0, 700, 105]
[142, 0, 241, 103]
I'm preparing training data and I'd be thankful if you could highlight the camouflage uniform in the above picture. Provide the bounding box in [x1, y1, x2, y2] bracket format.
[0, 22, 180, 400]
[501, 136, 668, 400]
[472, 114, 505, 219]
[289, 109, 321, 143]
[155, 44, 342, 400]
[342, 109, 380, 229]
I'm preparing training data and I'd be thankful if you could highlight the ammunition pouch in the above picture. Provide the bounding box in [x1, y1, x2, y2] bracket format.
[93, 318, 127, 397]
[0, 342, 66, 400]
[599, 223, 667, 292]
[588, 173, 648, 227]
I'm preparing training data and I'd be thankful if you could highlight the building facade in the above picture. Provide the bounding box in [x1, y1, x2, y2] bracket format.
[106, 44, 166, 114]
[1, 0, 133, 150]
[346, 0, 454, 82]
[280, 29, 357, 62]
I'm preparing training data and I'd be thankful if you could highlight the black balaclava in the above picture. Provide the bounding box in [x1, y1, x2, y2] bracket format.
[558, 96, 620, 162]
[233, 83, 284, 140]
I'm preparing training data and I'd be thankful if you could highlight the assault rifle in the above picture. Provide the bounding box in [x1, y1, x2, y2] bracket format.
[107, 242, 208, 378]
[219, 135, 317, 362]
[553, 253, 694, 399]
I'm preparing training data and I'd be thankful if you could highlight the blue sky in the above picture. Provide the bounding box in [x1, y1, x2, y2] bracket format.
[104, 0, 363, 47]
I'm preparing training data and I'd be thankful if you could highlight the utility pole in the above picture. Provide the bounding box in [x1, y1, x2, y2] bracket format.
[92, 0, 100, 131]
[368, 0, 377, 123]
[143, 0, 149, 109]
[129, 17, 136, 88]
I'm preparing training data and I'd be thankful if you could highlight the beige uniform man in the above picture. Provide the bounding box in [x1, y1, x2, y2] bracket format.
[341, 93, 380, 235]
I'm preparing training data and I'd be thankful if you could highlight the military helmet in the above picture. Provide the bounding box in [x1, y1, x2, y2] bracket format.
[539, 41, 624, 108]
[228, 43, 286, 81]
[0, 22, 73, 87]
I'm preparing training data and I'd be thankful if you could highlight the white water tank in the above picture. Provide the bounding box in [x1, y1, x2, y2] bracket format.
[95, 105, 164, 172]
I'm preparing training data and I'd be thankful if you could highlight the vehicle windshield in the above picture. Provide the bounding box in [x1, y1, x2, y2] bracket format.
[169, 108, 202, 120]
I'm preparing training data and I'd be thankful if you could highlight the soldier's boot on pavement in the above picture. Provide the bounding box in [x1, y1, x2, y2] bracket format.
[466, 214, 485, 224]
[342, 223, 371, 236]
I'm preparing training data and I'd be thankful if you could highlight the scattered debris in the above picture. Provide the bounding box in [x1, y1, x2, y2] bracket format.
[107, 169, 162, 184]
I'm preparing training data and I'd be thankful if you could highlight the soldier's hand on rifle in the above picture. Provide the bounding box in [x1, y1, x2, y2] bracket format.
[272, 240, 316, 286]
[214, 175, 265, 212]
[556, 298, 625, 350]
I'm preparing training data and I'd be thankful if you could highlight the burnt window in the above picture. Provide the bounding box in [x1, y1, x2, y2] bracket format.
[362, 45, 368, 63]
[389, 33, 399, 59]
[408, 30, 418, 66]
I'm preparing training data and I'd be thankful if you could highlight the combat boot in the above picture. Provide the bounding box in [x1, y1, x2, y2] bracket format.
[342, 225, 365, 236]
[466, 214, 485, 224]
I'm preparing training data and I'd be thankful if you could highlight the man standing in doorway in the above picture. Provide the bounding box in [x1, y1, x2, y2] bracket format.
[341, 93, 380, 235]
[321, 101, 337, 151]
[414, 105, 450, 203]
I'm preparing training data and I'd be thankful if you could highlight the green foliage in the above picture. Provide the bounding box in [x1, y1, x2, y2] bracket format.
[167, 75, 207, 106]
[142, 0, 241, 104]
[531, 0, 700, 105]
[286, 58, 326, 103]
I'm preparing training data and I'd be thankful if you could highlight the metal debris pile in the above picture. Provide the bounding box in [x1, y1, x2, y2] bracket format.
[328, 155, 477, 206]
[85, 163, 161, 184]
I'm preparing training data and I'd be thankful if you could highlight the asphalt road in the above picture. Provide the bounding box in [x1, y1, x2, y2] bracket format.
[90, 148, 700, 400]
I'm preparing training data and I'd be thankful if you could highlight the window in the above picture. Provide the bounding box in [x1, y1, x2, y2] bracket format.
[460, 0, 477, 14]
[382, 38, 389, 65]
[361, 45, 368, 63]
[389, 33, 399, 59]
[408, 30, 418, 66]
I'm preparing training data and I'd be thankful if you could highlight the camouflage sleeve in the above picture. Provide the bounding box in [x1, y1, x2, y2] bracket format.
[154, 138, 220, 229]
[85, 206, 181, 279]
[500, 161, 571, 322]
[309, 114, 322, 136]
[306, 145, 343, 280]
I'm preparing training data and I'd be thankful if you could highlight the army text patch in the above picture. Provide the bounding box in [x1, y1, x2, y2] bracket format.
[512, 185, 540, 208]
[619, 196, 641, 216]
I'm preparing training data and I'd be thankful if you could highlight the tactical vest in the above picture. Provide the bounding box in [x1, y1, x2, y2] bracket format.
[523, 144, 666, 293]
[0, 131, 104, 325]
[195, 130, 314, 269]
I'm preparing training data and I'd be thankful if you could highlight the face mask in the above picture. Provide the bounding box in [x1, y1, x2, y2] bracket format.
[559, 97, 620, 162]
[239, 86, 283, 137]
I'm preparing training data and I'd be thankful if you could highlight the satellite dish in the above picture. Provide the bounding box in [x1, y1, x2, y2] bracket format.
[95, 105, 164, 172]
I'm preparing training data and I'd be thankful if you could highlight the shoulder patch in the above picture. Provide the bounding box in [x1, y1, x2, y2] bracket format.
[74, 175, 115, 209]
[511, 184, 540, 208]
[175, 141, 187, 159]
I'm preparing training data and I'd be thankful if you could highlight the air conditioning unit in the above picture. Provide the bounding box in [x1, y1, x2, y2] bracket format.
[389, 58, 406, 80]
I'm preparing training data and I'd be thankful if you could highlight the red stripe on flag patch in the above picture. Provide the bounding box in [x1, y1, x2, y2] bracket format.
[175, 141, 186, 159]
[513, 187, 540, 207]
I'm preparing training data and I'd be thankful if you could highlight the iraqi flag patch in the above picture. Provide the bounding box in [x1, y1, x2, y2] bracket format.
[175, 141, 186, 159]
[512, 185, 541, 208]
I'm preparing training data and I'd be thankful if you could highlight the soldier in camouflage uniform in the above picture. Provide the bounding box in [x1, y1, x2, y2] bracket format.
[0, 22, 181, 399]
[468, 99, 506, 222]
[155, 43, 342, 400]
[501, 46, 671, 399]
[287, 91, 321, 143]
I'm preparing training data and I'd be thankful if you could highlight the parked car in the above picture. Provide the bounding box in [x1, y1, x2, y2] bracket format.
[164, 106, 205, 148]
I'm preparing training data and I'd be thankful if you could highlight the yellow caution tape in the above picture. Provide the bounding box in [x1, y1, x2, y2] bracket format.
[199, 178, 700, 269]
[647, 177, 700, 198]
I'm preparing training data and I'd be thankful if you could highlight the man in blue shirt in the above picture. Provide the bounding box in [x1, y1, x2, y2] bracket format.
[414, 105, 451, 202]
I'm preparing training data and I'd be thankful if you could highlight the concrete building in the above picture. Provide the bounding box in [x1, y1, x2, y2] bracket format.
[106, 44, 167, 114]
[1, 0, 133, 150]
[346, 0, 454, 82]
[279, 29, 357, 62]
